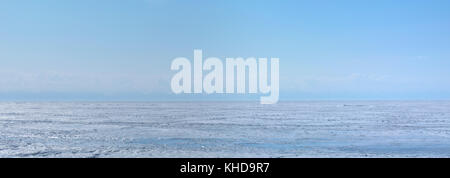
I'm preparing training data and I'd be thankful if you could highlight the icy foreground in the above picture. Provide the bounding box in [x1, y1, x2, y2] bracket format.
[0, 101, 449, 158]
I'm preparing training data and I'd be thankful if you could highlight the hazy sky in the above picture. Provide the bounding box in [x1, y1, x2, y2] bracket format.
[1, 0, 450, 101]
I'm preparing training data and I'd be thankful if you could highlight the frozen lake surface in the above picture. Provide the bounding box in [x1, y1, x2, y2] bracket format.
[0, 101, 449, 158]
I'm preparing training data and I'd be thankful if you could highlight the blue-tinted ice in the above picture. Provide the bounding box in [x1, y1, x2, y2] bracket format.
[0, 101, 449, 157]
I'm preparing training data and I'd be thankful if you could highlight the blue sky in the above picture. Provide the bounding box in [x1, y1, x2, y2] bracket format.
[1, 0, 450, 101]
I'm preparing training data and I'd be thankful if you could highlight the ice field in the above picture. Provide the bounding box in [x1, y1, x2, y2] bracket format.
[0, 101, 449, 157]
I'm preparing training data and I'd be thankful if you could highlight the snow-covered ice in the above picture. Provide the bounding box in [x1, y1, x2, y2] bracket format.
[0, 101, 449, 157]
